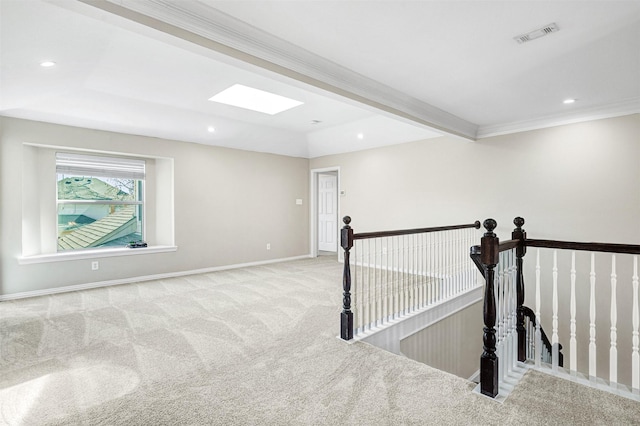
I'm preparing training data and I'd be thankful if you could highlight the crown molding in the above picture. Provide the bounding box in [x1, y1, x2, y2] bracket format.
[81, 0, 477, 140]
[476, 98, 640, 139]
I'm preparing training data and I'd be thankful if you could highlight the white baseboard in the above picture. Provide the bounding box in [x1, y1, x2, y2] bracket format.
[0, 254, 313, 301]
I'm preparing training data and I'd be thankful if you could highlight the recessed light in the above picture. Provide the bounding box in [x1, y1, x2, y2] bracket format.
[357, 133, 364, 140]
[207, 126, 216, 133]
[40, 61, 56, 67]
[209, 84, 303, 115]
[563, 99, 576, 104]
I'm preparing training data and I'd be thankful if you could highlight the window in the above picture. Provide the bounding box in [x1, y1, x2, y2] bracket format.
[56, 153, 145, 251]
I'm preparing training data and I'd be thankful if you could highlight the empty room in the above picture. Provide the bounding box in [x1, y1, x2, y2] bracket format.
[1, 1, 639, 424]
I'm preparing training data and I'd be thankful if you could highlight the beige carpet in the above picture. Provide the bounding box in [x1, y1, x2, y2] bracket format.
[1, 256, 638, 425]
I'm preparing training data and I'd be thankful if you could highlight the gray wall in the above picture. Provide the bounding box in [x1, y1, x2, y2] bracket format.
[400, 301, 482, 380]
[0, 117, 310, 296]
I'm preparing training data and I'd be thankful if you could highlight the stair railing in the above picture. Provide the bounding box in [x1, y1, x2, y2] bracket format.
[474, 217, 640, 399]
[340, 216, 481, 340]
[521, 306, 562, 367]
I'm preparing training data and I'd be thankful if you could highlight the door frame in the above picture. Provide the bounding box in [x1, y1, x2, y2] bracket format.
[310, 166, 341, 258]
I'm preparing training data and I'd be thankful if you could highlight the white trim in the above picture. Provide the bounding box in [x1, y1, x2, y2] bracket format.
[18, 245, 178, 265]
[23, 142, 174, 161]
[310, 166, 341, 259]
[477, 98, 640, 139]
[3, 254, 312, 301]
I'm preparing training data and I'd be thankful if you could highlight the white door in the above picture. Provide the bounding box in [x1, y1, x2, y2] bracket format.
[318, 174, 338, 252]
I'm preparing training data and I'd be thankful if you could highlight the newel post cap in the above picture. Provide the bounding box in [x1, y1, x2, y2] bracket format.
[513, 216, 525, 230]
[483, 218, 497, 235]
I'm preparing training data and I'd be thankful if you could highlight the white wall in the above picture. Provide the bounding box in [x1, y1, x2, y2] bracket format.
[311, 114, 639, 241]
[0, 117, 310, 296]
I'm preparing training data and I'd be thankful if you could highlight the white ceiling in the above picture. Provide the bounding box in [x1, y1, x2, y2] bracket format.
[1, 0, 639, 158]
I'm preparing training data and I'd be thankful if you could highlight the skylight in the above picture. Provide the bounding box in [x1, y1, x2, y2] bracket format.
[208, 84, 303, 115]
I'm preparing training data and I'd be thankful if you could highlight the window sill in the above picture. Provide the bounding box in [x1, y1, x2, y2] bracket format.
[18, 245, 178, 265]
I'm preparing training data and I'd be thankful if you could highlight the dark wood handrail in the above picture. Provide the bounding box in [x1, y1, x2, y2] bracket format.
[479, 236, 640, 278]
[521, 305, 563, 367]
[526, 239, 640, 255]
[498, 239, 519, 252]
[353, 221, 481, 240]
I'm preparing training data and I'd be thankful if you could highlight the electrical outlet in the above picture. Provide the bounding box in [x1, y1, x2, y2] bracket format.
[91, 261, 99, 271]
[266, 243, 271, 250]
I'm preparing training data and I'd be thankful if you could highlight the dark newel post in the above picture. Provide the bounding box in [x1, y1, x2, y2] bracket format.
[480, 218, 499, 398]
[512, 217, 527, 363]
[340, 216, 354, 340]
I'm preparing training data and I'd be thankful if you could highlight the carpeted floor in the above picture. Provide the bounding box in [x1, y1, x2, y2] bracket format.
[1, 256, 639, 425]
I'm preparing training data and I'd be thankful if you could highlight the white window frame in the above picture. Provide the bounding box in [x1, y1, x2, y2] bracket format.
[18, 144, 176, 264]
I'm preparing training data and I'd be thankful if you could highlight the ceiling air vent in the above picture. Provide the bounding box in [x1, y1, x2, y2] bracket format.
[514, 23, 559, 44]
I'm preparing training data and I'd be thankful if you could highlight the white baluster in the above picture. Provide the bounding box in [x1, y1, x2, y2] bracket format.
[353, 241, 358, 335]
[535, 249, 542, 367]
[418, 234, 423, 310]
[430, 232, 435, 304]
[435, 231, 439, 303]
[372, 239, 377, 327]
[399, 236, 403, 317]
[378, 238, 383, 326]
[404, 235, 412, 315]
[416, 234, 421, 310]
[371, 238, 380, 327]
[589, 253, 597, 379]
[442, 231, 447, 299]
[466, 228, 472, 290]
[528, 318, 535, 360]
[552, 250, 559, 372]
[388, 237, 392, 321]
[498, 257, 505, 383]
[416, 234, 420, 308]
[501, 252, 508, 353]
[410, 235, 415, 313]
[393, 237, 398, 320]
[380, 238, 385, 323]
[570, 251, 577, 374]
[632, 256, 639, 392]
[360, 243, 364, 334]
[610, 255, 617, 386]
[406, 235, 411, 314]
[501, 251, 509, 379]
[386, 236, 390, 322]
[453, 230, 458, 294]
[510, 250, 518, 373]
[365, 242, 369, 327]
[428, 232, 432, 302]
